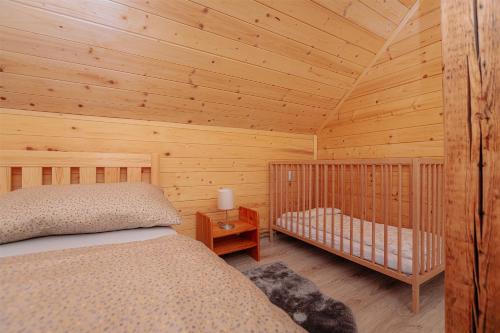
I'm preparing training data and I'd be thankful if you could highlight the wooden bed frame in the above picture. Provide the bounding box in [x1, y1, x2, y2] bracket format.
[269, 158, 445, 313]
[0, 150, 160, 193]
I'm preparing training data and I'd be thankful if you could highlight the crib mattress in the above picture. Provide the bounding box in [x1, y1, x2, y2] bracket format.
[276, 209, 436, 275]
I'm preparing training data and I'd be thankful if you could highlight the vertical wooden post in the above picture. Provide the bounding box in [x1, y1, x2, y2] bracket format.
[442, 0, 499, 331]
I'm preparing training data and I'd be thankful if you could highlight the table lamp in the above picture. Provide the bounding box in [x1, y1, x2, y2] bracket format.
[217, 188, 234, 230]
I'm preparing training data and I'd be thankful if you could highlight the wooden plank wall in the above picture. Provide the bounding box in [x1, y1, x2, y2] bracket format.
[317, 0, 444, 159]
[442, 0, 499, 331]
[0, 0, 415, 133]
[0, 108, 315, 238]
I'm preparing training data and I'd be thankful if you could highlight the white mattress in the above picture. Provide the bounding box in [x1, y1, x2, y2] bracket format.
[277, 209, 435, 275]
[0, 226, 177, 258]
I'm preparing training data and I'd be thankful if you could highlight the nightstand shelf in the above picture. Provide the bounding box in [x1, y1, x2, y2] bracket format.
[196, 207, 260, 261]
[213, 220, 257, 238]
[214, 235, 257, 256]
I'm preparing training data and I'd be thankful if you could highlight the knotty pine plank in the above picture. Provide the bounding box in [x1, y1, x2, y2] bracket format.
[0, 26, 338, 110]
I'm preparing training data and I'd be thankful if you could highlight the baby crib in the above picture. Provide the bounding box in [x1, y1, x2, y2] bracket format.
[269, 158, 444, 313]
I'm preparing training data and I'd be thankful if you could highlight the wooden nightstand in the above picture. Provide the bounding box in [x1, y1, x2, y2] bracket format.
[196, 206, 260, 261]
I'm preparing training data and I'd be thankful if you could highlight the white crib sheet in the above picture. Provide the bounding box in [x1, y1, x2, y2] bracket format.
[276, 209, 437, 275]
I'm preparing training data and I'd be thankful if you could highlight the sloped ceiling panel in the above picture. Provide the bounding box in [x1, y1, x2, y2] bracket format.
[0, 0, 416, 133]
[318, 0, 443, 159]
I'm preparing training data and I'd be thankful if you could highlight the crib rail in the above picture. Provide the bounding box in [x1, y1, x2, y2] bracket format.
[269, 158, 444, 281]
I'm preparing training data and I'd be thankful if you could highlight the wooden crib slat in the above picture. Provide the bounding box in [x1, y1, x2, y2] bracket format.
[127, 167, 142, 182]
[439, 164, 444, 266]
[372, 164, 376, 263]
[295, 165, 299, 234]
[307, 164, 312, 240]
[388, 165, 393, 267]
[387, 165, 393, 268]
[315, 164, 319, 242]
[0, 167, 11, 194]
[285, 165, 289, 231]
[323, 165, 327, 244]
[290, 165, 294, 233]
[437, 164, 441, 267]
[270, 164, 275, 240]
[383, 165, 388, 268]
[441, 164, 445, 266]
[280, 164, 283, 232]
[432, 164, 437, 269]
[275, 164, 278, 234]
[359, 164, 366, 259]
[22, 167, 43, 188]
[412, 160, 421, 277]
[398, 164, 402, 273]
[420, 165, 426, 274]
[269, 164, 274, 239]
[331, 165, 336, 248]
[283, 164, 286, 230]
[360, 164, 365, 260]
[340, 165, 345, 253]
[292, 164, 300, 234]
[80, 167, 97, 184]
[426, 165, 431, 272]
[277, 164, 281, 235]
[270, 171, 274, 231]
[52, 167, 71, 185]
[302, 164, 306, 238]
[349, 164, 354, 255]
[295, 165, 298, 235]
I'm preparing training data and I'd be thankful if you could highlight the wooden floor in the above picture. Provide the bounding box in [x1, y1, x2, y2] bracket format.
[224, 234, 444, 333]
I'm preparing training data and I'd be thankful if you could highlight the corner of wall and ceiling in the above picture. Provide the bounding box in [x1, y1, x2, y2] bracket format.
[315, 0, 422, 135]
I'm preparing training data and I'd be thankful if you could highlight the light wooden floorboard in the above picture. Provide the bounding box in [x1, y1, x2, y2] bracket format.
[224, 234, 444, 333]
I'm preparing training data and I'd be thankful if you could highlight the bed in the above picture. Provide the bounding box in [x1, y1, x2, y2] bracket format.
[0, 150, 303, 333]
[269, 159, 445, 313]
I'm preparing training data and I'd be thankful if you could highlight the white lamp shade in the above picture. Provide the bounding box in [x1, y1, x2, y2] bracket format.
[217, 188, 234, 210]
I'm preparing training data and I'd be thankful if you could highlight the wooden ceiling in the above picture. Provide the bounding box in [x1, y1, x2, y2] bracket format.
[0, 0, 417, 133]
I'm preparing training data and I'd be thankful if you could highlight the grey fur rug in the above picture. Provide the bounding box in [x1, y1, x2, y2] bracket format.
[243, 262, 357, 333]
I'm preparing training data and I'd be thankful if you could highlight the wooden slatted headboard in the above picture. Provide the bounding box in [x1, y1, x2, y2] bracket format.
[0, 150, 160, 194]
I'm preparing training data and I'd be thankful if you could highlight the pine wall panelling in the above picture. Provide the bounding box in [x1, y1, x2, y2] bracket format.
[0, 108, 315, 237]
[318, 0, 444, 159]
[0, 0, 416, 133]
